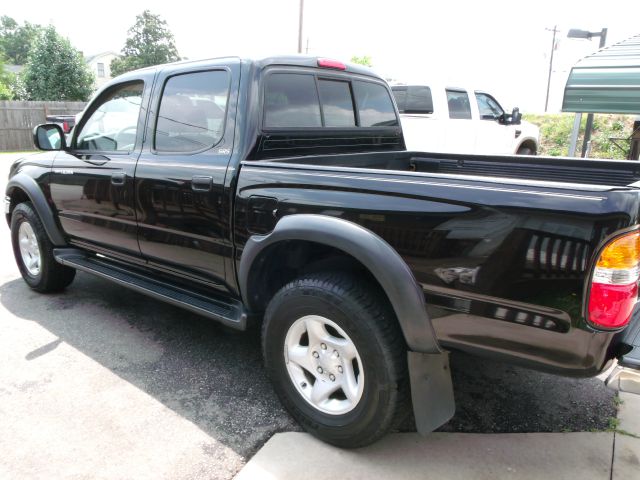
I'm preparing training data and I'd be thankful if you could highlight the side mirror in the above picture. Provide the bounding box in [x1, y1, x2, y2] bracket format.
[511, 107, 522, 125]
[499, 107, 522, 126]
[33, 124, 66, 151]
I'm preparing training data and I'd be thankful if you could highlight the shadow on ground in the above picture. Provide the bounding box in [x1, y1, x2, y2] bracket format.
[0, 273, 616, 459]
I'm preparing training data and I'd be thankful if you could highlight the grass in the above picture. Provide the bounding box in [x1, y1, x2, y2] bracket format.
[523, 113, 636, 159]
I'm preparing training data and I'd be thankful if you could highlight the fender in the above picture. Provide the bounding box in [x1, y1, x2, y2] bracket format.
[238, 214, 441, 354]
[6, 173, 67, 247]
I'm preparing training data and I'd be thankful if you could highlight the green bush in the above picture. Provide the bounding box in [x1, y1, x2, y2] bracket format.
[523, 113, 635, 160]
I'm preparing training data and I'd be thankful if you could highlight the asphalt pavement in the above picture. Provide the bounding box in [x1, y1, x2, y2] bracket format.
[0, 153, 619, 479]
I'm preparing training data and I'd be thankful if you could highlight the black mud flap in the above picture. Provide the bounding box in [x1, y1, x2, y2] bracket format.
[408, 351, 456, 435]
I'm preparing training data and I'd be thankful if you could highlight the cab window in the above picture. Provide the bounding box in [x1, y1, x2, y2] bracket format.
[446, 89, 472, 120]
[264, 73, 322, 128]
[476, 92, 504, 120]
[155, 70, 230, 153]
[353, 81, 398, 126]
[76, 82, 143, 151]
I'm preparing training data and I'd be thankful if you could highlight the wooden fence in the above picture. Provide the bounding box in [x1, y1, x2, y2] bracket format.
[0, 101, 87, 151]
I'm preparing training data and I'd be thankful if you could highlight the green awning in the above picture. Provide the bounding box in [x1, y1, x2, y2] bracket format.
[562, 34, 640, 114]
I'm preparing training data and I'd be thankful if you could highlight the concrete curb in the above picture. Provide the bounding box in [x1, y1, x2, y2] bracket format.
[613, 392, 640, 479]
[235, 432, 614, 480]
[235, 392, 640, 480]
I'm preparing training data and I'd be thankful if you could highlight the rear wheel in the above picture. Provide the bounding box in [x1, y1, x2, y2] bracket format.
[262, 272, 409, 447]
[11, 202, 75, 292]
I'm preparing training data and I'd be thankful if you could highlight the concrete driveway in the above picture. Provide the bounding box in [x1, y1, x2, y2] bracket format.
[0, 153, 621, 479]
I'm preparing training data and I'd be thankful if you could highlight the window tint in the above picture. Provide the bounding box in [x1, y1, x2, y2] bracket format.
[264, 73, 322, 128]
[446, 89, 472, 119]
[406, 86, 433, 113]
[476, 92, 504, 120]
[318, 79, 355, 127]
[391, 87, 407, 112]
[76, 81, 143, 151]
[353, 81, 398, 126]
[155, 70, 229, 153]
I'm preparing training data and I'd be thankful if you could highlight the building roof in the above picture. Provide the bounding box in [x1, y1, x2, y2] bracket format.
[84, 51, 120, 63]
[562, 34, 640, 114]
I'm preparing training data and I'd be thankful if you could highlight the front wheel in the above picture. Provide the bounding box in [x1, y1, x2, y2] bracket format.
[11, 202, 75, 292]
[262, 272, 409, 447]
[517, 146, 536, 155]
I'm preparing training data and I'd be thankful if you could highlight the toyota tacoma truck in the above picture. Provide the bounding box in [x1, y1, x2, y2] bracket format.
[6, 56, 640, 448]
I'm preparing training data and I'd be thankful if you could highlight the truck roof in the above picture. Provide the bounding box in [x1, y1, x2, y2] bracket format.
[114, 55, 383, 83]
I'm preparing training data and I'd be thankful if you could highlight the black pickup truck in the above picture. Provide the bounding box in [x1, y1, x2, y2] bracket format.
[6, 56, 640, 447]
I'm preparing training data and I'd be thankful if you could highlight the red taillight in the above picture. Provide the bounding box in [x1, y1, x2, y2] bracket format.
[317, 58, 346, 70]
[62, 121, 69, 133]
[588, 282, 638, 328]
[588, 231, 640, 329]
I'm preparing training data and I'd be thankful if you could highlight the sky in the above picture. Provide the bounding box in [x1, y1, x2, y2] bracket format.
[3, 0, 639, 112]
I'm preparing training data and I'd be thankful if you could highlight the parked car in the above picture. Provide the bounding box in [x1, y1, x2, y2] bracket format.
[391, 84, 539, 155]
[45, 114, 77, 134]
[6, 56, 640, 448]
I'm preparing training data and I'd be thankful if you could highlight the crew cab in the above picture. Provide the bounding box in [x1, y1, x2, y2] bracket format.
[6, 56, 640, 448]
[391, 84, 539, 155]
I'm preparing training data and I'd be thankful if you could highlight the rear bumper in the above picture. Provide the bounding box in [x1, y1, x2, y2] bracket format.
[605, 364, 640, 395]
[605, 308, 640, 394]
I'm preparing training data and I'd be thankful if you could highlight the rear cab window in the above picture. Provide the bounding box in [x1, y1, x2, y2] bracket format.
[392, 86, 433, 114]
[262, 71, 398, 129]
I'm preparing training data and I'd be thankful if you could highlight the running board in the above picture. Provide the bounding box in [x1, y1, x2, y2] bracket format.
[53, 248, 247, 330]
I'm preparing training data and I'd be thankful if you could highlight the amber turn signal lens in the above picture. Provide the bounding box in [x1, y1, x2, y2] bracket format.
[596, 232, 640, 270]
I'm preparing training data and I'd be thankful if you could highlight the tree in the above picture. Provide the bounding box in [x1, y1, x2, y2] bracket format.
[110, 10, 180, 76]
[0, 16, 43, 65]
[351, 55, 373, 67]
[22, 26, 94, 101]
[0, 57, 15, 100]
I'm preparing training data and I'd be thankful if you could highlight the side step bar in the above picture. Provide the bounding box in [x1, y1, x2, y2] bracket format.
[53, 248, 247, 330]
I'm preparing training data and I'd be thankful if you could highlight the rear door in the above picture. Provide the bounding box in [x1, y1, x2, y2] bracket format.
[134, 60, 239, 291]
[444, 88, 476, 153]
[50, 76, 152, 258]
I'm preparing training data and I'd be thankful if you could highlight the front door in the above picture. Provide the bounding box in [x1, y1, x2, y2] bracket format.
[50, 78, 151, 258]
[134, 62, 238, 291]
[474, 92, 512, 154]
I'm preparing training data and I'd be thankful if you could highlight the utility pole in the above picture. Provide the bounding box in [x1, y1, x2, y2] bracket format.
[297, 0, 304, 54]
[544, 25, 558, 113]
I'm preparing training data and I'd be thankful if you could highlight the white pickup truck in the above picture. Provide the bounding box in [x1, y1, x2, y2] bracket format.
[391, 84, 539, 155]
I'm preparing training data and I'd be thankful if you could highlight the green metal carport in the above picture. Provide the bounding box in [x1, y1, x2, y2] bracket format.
[562, 34, 640, 159]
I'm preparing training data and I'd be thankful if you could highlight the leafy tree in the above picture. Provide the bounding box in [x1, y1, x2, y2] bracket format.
[0, 57, 14, 99]
[0, 16, 43, 65]
[22, 26, 94, 101]
[351, 55, 373, 67]
[110, 10, 180, 76]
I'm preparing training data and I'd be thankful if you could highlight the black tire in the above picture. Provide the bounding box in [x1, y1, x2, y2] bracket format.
[517, 146, 536, 155]
[11, 202, 75, 292]
[262, 272, 409, 448]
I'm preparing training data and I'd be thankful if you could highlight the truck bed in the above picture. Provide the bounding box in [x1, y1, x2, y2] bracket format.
[270, 150, 640, 189]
